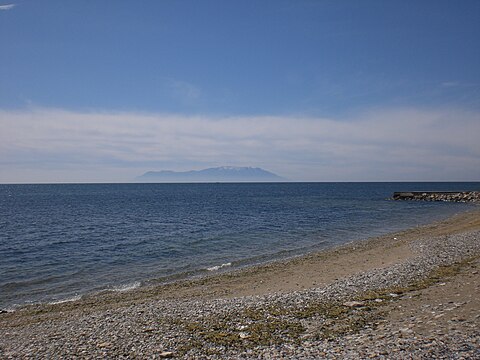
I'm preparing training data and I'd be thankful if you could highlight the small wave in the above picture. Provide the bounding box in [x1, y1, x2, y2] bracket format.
[0, 308, 15, 314]
[48, 295, 82, 305]
[111, 281, 141, 292]
[206, 262, 232, 271]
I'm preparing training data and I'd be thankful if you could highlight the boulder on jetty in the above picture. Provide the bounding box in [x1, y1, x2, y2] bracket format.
[392, 191, 480, 203]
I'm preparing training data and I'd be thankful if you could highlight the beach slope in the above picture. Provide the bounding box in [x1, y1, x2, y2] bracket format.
[1, 209, 479, 359]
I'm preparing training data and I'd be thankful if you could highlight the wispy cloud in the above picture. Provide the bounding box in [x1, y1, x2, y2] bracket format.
[441, 81, 460, 88]
[0, 107, 479, 182]
[0, 3, 15, 10]
[441, 81, 480, 89]
[169, 80, 201, 102]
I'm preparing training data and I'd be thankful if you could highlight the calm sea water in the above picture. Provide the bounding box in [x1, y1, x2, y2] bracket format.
[1, 182, 478, 309]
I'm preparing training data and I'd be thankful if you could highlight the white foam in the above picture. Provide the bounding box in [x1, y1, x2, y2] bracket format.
[0, 308, 15, 313]
[111, 281, 141, 292]
[207, 262, 232, 271]
[49, 295, 82, 305]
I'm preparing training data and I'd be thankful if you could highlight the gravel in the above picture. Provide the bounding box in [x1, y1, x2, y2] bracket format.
[1, 230, 479, 359]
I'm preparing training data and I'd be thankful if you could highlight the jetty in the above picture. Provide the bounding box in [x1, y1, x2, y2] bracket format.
[393, 191, 480, 203]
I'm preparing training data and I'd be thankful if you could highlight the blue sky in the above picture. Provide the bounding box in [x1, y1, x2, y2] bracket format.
[1, 0, 479, 182]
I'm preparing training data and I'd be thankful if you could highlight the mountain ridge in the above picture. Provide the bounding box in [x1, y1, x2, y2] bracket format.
[136, 166, 285, 182]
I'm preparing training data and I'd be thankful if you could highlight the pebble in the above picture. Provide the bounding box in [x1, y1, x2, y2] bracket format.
[343, 301, 364, 307]
[159, 351, 174, 358]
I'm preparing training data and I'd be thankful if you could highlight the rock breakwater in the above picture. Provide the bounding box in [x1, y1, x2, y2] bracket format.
[393, 191, 480, 203]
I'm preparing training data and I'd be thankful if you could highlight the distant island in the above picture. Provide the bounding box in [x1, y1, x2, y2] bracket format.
[136, 166, 285, 182]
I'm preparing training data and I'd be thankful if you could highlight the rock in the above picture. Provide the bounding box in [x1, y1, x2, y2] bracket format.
[343, 301, 364, 307]
[392, 191, 480, 203]
[239, 332, 251, 339]
[159, 351, 174, 358]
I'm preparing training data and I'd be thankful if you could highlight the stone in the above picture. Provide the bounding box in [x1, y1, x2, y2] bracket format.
[159, 351, 174, 358]
[343, 301, 364, 307]
[239, 332, 251, 339]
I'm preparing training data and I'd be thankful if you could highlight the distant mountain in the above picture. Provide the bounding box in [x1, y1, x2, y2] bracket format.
[136, 166, 285, 182]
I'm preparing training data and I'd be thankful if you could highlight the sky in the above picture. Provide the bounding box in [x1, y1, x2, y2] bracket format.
[0, 0, 479, 183]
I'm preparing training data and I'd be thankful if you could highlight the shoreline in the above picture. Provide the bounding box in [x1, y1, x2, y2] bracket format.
[4, 208, 480, 312]
[3, 203, 477, 313]
[1, 208, 479, 358]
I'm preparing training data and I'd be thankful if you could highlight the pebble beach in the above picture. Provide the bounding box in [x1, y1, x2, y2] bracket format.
[1, 209, 479, 359]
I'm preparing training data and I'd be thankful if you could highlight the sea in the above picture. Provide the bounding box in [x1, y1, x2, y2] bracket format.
[1, 182, 479, 310]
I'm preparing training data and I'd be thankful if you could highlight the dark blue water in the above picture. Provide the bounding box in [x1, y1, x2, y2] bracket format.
[1, 182, 478, 309]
